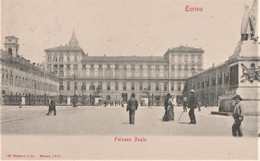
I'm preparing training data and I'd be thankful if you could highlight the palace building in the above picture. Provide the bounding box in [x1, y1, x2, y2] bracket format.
[0, 36, 59, 105]
[44, 30, 204, 106]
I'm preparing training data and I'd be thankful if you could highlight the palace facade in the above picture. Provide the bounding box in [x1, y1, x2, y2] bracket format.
[0, 36, 59, 105]
[44, 30, 204, 105]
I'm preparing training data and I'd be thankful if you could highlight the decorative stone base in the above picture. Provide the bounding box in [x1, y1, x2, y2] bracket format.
[211, 111, 233, 116]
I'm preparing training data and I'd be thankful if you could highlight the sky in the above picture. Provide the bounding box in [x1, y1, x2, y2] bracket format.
[1, 0, 255, 69]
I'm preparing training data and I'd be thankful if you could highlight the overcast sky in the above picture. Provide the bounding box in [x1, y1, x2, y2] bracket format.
[1, 0, 255, 69]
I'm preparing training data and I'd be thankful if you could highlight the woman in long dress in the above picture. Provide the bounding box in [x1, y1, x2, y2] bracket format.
[167, 95, 175, 121]
[163, 94, 174, 121]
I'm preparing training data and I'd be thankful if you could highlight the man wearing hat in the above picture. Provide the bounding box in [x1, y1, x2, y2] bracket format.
[232, 95, 244, 137]
[187, 90, 197, 124]
[46, 96, 56, 116]
[127, 93, 138, 124]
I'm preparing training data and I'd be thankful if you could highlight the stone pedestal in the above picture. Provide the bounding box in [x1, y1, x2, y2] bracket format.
[220, 40, 259, 115]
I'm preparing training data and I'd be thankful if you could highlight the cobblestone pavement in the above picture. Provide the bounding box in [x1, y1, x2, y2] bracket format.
[1, 105, 258, 136]
[1, 105, 259, 160]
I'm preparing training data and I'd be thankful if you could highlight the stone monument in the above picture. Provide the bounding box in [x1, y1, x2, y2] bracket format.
[221, 0, 259, 115]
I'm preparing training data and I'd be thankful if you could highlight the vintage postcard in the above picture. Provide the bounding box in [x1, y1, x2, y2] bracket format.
[0, 0, 259, 160]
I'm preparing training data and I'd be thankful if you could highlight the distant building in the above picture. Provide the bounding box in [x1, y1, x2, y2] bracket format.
[0, 36, 59, 105]
[184, 61, 231, 107]
[44, 30, 204, 106]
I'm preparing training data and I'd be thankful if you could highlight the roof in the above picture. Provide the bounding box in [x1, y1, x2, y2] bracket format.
[167, 45, 204, 53]
[5, 36, 19, 39]
[45, 45, 84, 52]
[82, 55, 167, 63]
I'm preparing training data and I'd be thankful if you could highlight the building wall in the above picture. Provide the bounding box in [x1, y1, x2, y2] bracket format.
[44, 33, 205, 106]
[0, 50, 59, 105]
[185, 61, 231, 107]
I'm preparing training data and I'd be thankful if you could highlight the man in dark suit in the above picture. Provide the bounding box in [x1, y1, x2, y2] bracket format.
[46, 96, 56, 116]
[187, 90, 197, 124]
[127, 93, 138, 124]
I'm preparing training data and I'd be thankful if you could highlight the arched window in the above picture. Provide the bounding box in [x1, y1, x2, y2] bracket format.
[8, 48, 12, 55]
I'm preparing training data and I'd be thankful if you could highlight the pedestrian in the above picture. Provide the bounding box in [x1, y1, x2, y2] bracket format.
[232, 95, 244, 137]
[46, 96, 56, 116]
[46, 97, 52, 115]
[198, 100, 201, 112]
[126, 93, 138, 124]
[162, 93, 174, 121]
[183, 96, 187, 112]
[168, 95, 175, 120]
[187, 90, 197, 124]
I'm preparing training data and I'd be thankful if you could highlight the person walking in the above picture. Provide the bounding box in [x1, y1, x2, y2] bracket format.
[232, 95, 244, 137]
[198, 100, 202, 112]
[162, 93, 171, 121]
[183, 96, 187, 112]
[187, 90, 197, 124]
[46, 96, 56, 116]
[168, 95, 175, 120]
[127, 93, 138, 124]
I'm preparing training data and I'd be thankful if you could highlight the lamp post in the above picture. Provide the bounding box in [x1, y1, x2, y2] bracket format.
[73, 74, 77, 107]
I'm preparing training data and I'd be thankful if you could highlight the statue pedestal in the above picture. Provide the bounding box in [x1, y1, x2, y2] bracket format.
[220, 41, 259, 115]
[239, 40, 258, 57]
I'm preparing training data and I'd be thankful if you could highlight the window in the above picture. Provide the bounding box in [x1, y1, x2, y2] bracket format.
[218, 74, 223, 85]
[184, 55, 188, 62]
[74, 82, 78, 90]
[59, 55, 63, 62]
[98, 65, 103, 77]
[178, 65, 181, 70]
[191, 55, 195, 63]
[164, 82, 168, 91]
[67, 82, 70, 91]
[131, 65, 135, 78]
[211, 76, 216, 86]
[147, 82, 151, 90]
[59, 71, 64, 77]
[98, 82, 102, 90]
[82, 64, 86, 70]
[48, 56, 52, 62]
[67, 64, 70, 70]
[156, 82, 159, 91]
[184, 65, 188, 71]
[198, 55, 202, 63]
[54, 55, 58, 61]
[139, 82, 143, 91]
[73, 64, 78, 70]
[67, 55, 70, 62]
[146, 65, 151, 78]
[131, 82, 135, 91]
[178, 55, 181, 62]
[171, 83, 174, 91]
[81, 82, 86, 91]
[74, 55, 78, 62]
[54, 64, 58, 71]
[107, 82, 111, 91]
[48, 65, 52, 71]
[115, 82, 119, 91]
[59, 64, 64, 70]
[89, 82, 95, 90]
[139, 65, 143, 78]
[115, 65, 119, 78]
[123, 65, 127, 77]
[59, 82, 64, 91]
[177, 83, 181, 91]
[123, 82, 127, 90]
